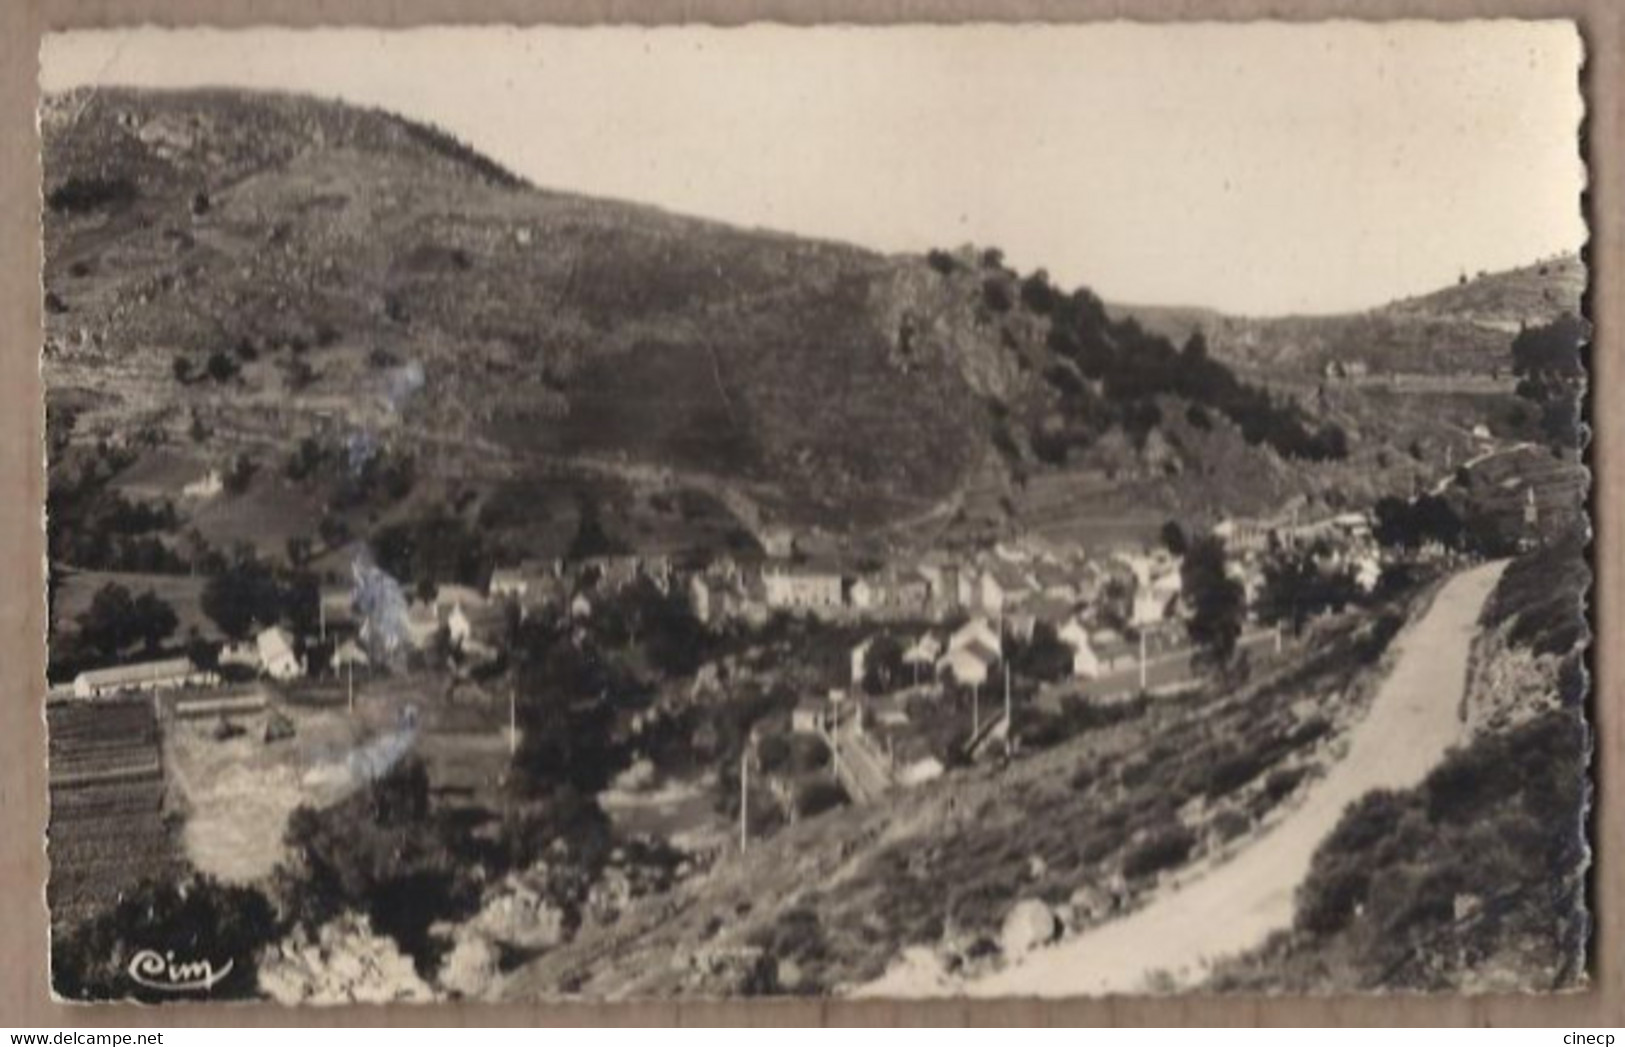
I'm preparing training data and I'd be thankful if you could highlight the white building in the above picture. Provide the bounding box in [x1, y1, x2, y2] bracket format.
[218, 641, 259, 671]
[949, 616, 1001, 656]
[762, 568, 844, 613]
[72, 657, 215, 700]
[256, 626, 304, 680]
[850, 637, 873, 687]
[937, 641, 998, 688]
[181, 469, 223, 500]
[330, 639, 370, 672]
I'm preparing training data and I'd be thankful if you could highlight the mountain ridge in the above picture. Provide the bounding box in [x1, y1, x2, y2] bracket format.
[1108, 253, 1584, 378]
[41, 87, 1542, 559]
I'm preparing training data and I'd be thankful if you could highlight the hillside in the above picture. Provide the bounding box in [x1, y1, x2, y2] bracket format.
[1113, 255, 1585, 380]
[42, 88, 1532, 564]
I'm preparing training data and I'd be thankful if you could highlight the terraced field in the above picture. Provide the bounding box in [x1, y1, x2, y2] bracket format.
[47, 698, 184, 931]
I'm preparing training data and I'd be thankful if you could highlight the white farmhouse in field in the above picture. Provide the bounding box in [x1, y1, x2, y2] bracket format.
[181, 468, 223, 500]
[256, 626, 304, 680]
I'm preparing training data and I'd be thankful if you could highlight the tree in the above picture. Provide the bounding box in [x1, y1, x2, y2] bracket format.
[1257, 553, 1360, 636]
[201, 555, 285, 639]
[1374, 494, 1465, 552]
[1160, 520, 1189, 557]
[131, 590, 179, 653]
[1181, 536, 1244, 665]
[52, 874, 278, 1002]
[567, 498, 626, 562]
[861, 634, 907, 695]
[205, 350, 239, 384]
[74, 584, 178, 661]
[509, 626, 631, 798]
[285, 535, 313, 568]
[185, 626, 219, 670]
[279, 757, 483, 966]
[1511, 314, 1587, 451]
[1011, 622, 1074, 684]
[75, 583, 136, 661]
[222, 455, 256, 496]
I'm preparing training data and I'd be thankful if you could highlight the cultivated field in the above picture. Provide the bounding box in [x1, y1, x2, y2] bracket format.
[47, 698, 185, 931]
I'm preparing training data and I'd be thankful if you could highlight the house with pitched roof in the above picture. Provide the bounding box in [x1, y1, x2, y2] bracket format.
[937, 638, 999, 687]
[257, 626, 305, 680]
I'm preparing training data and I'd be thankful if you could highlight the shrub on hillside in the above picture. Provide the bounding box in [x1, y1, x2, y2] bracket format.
[279, 757, 486, 973]
[47, 175, 137, 215]
[53, 874, 278, 1001]
[1289, 710, 1587, 987]
[1121, 824, 1197, 880]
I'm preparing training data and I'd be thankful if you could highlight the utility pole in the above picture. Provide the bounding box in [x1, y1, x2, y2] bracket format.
[346, 658, 354, 715]
[1139, 630, 1148, 692]
[972, 682, 981, 736]
[508, 684, 518, 756]
[830, 700, 842, 783]
[739, 745, 749, 854]
[319, 599, 327, 644]
[1004, 658, 1012, 731]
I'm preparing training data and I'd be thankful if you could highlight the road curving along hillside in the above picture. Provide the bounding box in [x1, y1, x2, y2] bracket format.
[964, 559, 1510, 998]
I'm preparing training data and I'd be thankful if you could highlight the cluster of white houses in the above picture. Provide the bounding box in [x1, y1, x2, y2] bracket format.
[55, 509, 1382, 707]
[680, 543, 1189, 632]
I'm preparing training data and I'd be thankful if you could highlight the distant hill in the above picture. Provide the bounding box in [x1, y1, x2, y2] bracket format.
[1111, 255, 1585, 379]
[41, 88, 1527, 556]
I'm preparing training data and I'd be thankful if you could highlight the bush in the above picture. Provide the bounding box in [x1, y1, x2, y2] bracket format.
[47, 175, 137, 215]
[53, 875, 278, 1001]
[1211, 809, 1251, 844]
[205, 350, 240, 384]
[795, 780, 847, 820]
[280, 758, 488, 972]
[982, 278, 1013, 314]
[1264, 766, 1308, 804]
[1121, 825, 1197, 880]
[1296, 863, 1370, 936]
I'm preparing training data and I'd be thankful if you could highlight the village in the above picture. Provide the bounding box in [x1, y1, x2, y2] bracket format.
[48, 495, 1394, 857]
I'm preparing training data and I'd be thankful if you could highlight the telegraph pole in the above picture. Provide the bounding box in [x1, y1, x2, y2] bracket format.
[1003, 659, 1012, 731]
[508, 684, 518, 756]
[741, 744, 750, 851]
[972, 681, 981, 736]
[346, 658, 354, 715]
[1139, 630, 1148, 692]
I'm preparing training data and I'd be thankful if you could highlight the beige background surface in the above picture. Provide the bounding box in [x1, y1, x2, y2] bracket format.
[1, 0, 1617, 1026]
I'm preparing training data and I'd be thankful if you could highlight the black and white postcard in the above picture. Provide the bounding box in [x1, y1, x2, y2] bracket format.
[37, 22, 1589, 1003]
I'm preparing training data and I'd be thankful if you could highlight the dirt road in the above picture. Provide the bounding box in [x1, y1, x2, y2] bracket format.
[964, 560, 1508, 998]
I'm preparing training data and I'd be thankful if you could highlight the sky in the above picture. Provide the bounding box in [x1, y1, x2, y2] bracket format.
[40, 23, 1586, 316]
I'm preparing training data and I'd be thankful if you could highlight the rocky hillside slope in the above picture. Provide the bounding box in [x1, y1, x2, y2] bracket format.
[1114, 254, 1585, 379]
[41, 88, 1517, 550]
